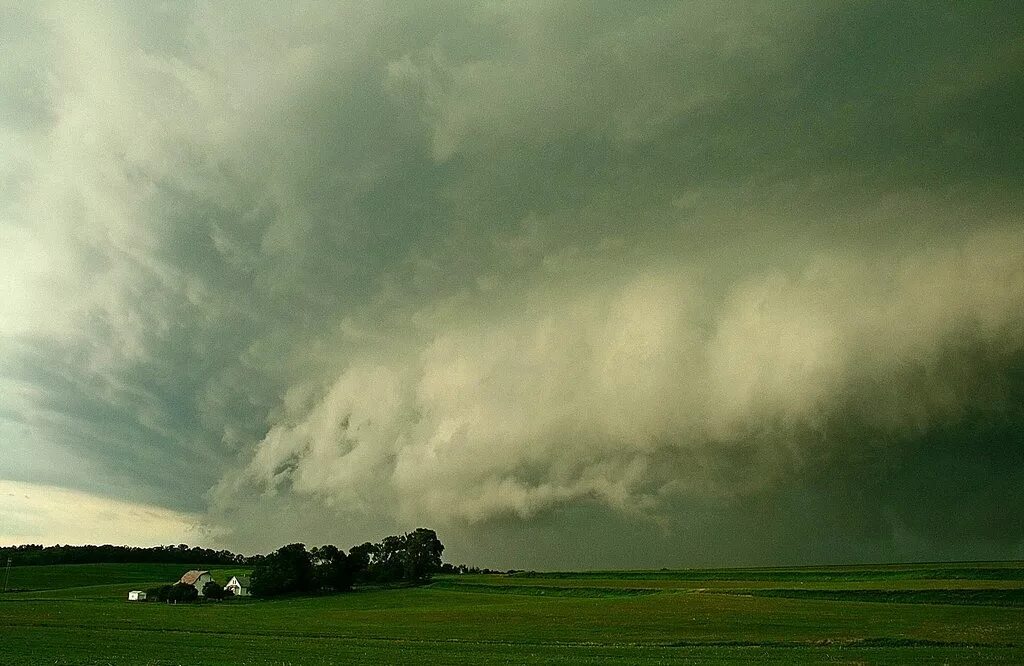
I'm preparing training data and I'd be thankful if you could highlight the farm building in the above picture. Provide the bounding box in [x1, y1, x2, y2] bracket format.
[127, 590, 146, 601]
[225, 575, 251, 597]
[179, 570, 214, 595]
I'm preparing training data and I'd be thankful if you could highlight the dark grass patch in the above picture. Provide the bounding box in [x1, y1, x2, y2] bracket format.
[708, 587, 1024, 607]
[428, 580, 660, 597]
[666, 637, 1016, 648]
[511, 562, 1024, 583]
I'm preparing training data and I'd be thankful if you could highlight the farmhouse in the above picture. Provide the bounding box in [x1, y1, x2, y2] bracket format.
[179, 570, 214, 595]
[127, 590, 146, 601]
[225, 575, 251, 597]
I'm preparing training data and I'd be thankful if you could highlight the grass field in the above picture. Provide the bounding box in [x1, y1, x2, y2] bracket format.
[1, 561, 1023, 664]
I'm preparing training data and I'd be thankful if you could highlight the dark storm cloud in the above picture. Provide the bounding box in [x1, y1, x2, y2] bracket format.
[1, 1, 1022, 562]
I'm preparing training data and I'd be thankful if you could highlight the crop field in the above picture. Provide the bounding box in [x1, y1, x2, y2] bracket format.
[1, 561, 1023, 664]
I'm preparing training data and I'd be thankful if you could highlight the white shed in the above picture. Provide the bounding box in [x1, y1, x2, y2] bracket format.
[178, 570, 214, 595]
[127, 590, 146, 601]
[225, 575, 251, 597]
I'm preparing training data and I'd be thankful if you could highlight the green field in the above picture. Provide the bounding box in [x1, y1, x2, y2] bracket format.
[2, 562, 1023, 664]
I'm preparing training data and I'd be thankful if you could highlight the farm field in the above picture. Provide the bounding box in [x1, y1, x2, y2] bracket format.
[1, 561, 1023, 664]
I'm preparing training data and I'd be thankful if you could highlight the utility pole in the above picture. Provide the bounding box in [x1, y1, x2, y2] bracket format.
[3, 558, 10, 593]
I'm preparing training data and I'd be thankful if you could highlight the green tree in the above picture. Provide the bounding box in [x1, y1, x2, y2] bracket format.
[347, 542, 375, 582]
[251, 543, 314, 597]
[167, 582, 198, 603]
[312, 544, 353, 592]
[202, 580, 226, 600]
[146, 585, 175, 601]
[403, 528, 445, 581]
[374, 534, 407, 582]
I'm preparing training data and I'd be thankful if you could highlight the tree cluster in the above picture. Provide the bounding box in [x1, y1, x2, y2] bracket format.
[353, 528, 445, 583]
[145, 582, 200, 603]
[250, 528, 444, 598]
[439, 563, 507, 575]
[142, 581, 231, 603]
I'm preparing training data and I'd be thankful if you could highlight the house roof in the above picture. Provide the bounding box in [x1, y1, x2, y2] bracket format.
[228, 575, 251, 587]
[179, 570, 211, 586]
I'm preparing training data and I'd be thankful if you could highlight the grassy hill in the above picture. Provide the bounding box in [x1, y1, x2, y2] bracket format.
[2, 561, 1023, 664]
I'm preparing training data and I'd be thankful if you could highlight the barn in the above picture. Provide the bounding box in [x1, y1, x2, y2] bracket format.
[178, 570, 214, 595]
[225, 575, 251, 597]
[127, 590, 146, 601]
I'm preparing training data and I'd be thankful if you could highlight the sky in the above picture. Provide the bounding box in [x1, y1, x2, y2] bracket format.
[1, 1, 1023, 569]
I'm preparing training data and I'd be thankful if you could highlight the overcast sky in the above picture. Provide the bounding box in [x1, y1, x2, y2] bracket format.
[2, 2, 1023, 568]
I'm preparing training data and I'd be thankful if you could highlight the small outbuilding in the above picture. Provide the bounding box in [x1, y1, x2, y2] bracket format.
[178, 570, 214, 595]
[127, 590, 146, 601]
[225, 575, 251, 597]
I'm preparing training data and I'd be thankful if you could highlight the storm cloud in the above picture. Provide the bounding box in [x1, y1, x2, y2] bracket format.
[2, 2, 1023, 566]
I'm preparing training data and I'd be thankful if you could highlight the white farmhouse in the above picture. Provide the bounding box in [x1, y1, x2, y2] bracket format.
[224, 575, 251, 597]
[178, 570, 214, 595]
[127, 590, 146, 601]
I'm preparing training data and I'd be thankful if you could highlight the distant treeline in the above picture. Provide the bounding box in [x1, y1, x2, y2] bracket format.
[0, 543, 251, 567]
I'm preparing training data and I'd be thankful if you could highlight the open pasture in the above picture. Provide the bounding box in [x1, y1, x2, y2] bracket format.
[1, 561, 1023, 664]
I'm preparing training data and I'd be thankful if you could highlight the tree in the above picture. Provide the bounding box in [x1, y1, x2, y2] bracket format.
[312, 545, 352, 592]
[374, 535, 407, 582]
[202, 580, 226, 600]
[146, 585, 172, 601]
[250, 543, 314, 597]
[347, 542, 375, 583]
[402, 528, 444, 581]
[167, 582, 198, 603]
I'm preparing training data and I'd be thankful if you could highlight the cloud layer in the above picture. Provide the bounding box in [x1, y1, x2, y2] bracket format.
[2, 2, 1023, 565]
[213, 229, 1024, 546]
